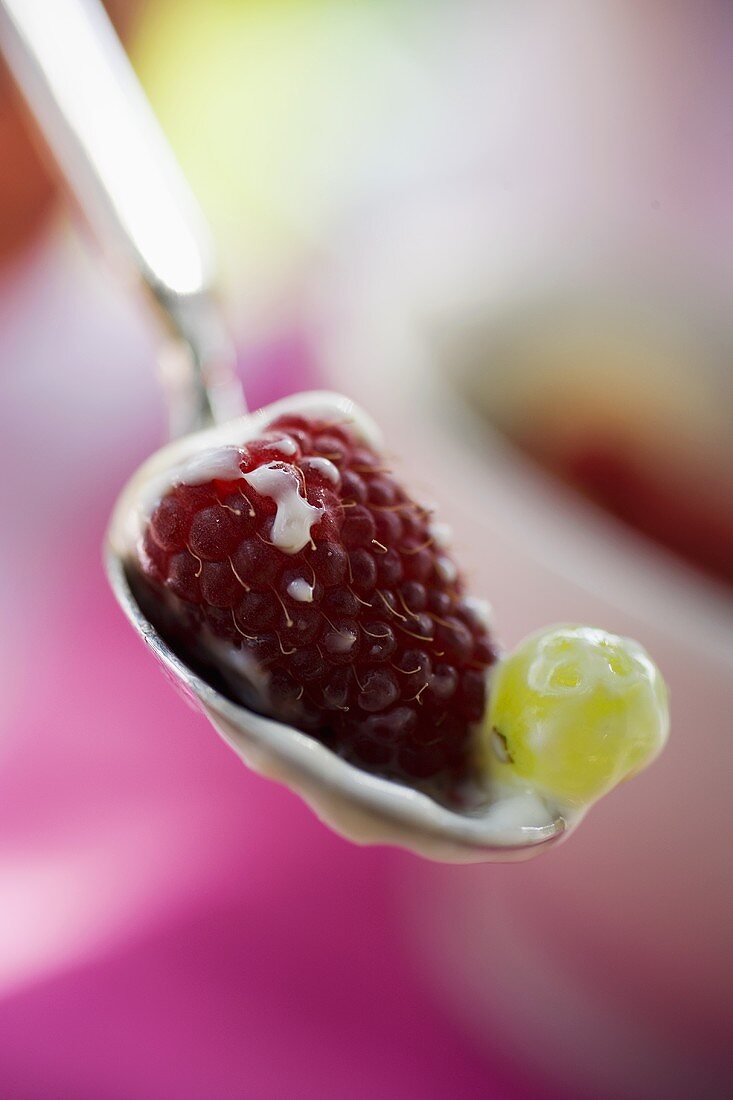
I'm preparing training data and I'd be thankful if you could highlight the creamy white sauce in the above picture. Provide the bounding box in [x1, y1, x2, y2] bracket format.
[135, 446, 244, 529]
[429, 520, 452, 550]
[328, 627, 357, 653]
[463, 595, 495, 631]
[124, 391, 381, 546]
[287, 578, 315, 603]
[485, 782, 575, 834]
[435, 555, 458, 585]
[243, 463, 324, 554]
[264, 437, 298, 456]
[179, 445, 244, 485]
[302, 456, 340, 486]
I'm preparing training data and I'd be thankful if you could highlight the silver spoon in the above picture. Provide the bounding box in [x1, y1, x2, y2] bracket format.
[0, 0, 568, 861]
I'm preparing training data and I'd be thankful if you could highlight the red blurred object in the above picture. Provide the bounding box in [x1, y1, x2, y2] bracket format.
[527, 434, 733, 589]
[0, 0, 141, 262]
[0, 58, 55, 259]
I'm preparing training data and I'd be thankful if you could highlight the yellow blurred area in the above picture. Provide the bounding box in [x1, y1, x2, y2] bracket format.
[132, 0, 428, 295]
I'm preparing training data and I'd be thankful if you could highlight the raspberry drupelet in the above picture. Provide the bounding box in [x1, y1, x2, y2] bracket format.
[136, 411, 498, 799]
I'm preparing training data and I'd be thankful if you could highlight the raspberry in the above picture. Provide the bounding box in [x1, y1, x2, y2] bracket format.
[135, 413, 498, 801]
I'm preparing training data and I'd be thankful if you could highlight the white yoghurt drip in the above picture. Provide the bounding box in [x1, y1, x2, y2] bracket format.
[485, 783, 569, 834]
[179, 446, 243, 485]
[302, 456, 340, 486]
[329, 627, 357, 654]
[429, 520, 452, 549]
[136, 447, 244, 526]
[126, 392, 381, 546]
[463, 596, 495, 631]
[435, 555, 458, 585]
[265, 437, 298, 456]
[243, 462, 324, 554]
[287, 578, 315, 603]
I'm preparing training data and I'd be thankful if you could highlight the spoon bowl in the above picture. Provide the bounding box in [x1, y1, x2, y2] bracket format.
[106, 392, 571, 863]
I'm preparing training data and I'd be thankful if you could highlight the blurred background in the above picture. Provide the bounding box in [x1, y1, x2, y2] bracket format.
[1, 1, 732, 1097]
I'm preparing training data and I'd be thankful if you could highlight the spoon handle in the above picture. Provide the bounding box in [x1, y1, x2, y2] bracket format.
[0, 0, 245, 435]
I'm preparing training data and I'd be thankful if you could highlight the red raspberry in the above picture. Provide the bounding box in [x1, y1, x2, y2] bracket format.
[136, 413, 498, 801]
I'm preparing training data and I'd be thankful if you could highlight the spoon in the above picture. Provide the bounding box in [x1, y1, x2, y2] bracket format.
[0, 0, 567, 861]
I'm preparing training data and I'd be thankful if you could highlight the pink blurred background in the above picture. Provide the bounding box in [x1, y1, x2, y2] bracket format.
[1, 2, 732, 1098]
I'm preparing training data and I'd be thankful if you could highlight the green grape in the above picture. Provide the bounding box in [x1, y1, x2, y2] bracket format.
[484, 625, 669, 808]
